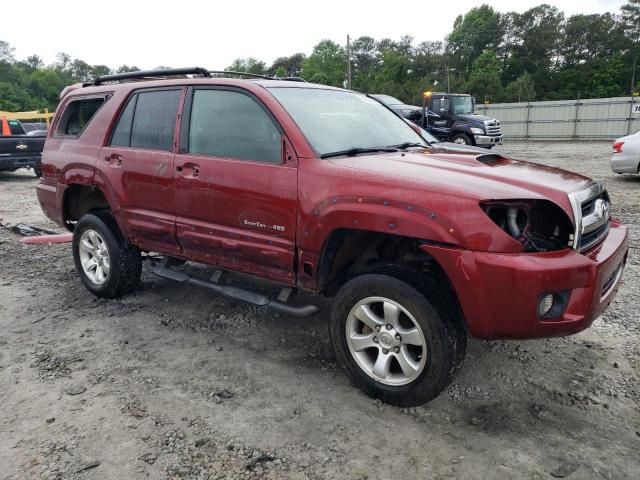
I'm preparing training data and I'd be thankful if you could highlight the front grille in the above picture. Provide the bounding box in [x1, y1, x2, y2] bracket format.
[568, 183, 611, 252]
[485, 121, 502, 137]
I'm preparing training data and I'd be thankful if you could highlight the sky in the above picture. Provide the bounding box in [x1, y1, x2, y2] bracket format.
[1, 0, 629, 70]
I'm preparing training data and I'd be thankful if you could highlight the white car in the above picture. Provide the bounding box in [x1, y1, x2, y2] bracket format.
[611, 130, 640, 174]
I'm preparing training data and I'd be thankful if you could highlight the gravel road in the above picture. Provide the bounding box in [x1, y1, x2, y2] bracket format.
[0, 142, 638, 480]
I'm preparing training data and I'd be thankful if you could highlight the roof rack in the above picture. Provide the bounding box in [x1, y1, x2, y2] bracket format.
[84, 67, 306, 87]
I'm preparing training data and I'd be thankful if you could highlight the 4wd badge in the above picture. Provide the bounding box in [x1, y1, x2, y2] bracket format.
[16, 143, 28, 151]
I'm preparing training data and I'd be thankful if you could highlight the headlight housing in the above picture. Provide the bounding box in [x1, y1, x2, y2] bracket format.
[470, 127, 484, 135]
[480, 200, 574, 252]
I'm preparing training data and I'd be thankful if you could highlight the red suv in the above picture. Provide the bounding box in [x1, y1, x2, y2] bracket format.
[37, 68, 629, 406]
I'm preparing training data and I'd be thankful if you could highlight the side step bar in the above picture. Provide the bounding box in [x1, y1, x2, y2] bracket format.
[148, 261, 320, 318]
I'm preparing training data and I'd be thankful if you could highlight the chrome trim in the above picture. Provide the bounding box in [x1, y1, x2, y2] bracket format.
[567, 182, 610, 252]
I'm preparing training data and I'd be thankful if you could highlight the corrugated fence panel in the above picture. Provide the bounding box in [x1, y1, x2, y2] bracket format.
[475, 96, 639, 140]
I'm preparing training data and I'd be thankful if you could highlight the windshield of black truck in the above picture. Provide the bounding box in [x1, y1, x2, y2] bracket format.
[268, 87, 427, 157]
[452, 96, 473, 115]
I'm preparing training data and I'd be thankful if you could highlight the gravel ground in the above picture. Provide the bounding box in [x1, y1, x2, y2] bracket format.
[0, 142, 638, 480]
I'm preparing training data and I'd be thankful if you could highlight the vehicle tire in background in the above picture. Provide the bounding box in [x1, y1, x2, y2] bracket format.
[72, 211, 141, 298]
[329, 273, 466, 407]
[451, 133, 472, 145]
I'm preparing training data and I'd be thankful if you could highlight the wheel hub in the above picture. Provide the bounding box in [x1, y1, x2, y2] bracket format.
[377, 331, 399, 350]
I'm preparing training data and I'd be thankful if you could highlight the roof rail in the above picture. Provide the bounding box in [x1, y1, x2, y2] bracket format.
[86, 67, 211, 86]
[83, 67, 307, 87]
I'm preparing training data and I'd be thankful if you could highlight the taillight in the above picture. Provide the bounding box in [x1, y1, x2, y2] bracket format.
[613, 141, 624, 153]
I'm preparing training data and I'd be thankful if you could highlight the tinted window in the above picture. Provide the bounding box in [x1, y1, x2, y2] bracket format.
[130, 90, 180, 151]
[57, 98, 105, 136]
[110, 94, 137, 147]
[8, 120, 24, 135]
[189, 89, 281, 163]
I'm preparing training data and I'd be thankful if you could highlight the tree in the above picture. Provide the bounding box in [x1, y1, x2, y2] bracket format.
[226, 57, 267, 75]
[269, 53, 306, 77]
[466, 50, 502, 102]
[622, 0, 640, 93]
[0, 40, 15, 63]
[502, 72, 535, 102]
[301, 40, 345, 87]
[448, 5, 502, 75]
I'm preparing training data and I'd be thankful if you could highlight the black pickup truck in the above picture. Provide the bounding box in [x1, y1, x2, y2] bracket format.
[0, 118, 45, 177]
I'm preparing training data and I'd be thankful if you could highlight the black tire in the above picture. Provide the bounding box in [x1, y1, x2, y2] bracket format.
[451, 133, 472, 145]
[329, 273, 466, 407]
[72, 211, 142, 298]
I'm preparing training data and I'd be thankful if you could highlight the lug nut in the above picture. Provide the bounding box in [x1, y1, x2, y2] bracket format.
[382, 349, 389, 355]
[376, 325, 381, 332]
[373, 337, 378, 343]
[386, 324, 392, 330]
[395, 334, 401, 341]
[394, 347, 400, 353]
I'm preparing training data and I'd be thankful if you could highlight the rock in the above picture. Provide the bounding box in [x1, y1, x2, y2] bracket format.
[550, 461, 580, 478]
[139, 452, 157, 465]
[63, 385, 86, 396]
[613, 362, 619, 368]
[45, 417, 55, 424]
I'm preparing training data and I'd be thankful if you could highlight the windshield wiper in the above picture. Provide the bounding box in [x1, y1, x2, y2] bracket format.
[320, 147, 398, 159]
[389, 142, 425, 150]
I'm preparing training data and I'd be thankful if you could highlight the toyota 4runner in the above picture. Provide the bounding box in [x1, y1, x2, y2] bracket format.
[36, 68, 629, 406]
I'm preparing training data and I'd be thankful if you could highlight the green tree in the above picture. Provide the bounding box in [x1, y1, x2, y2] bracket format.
[0, 40, 15, 63]
[622, 0, 640, 93]
[466, 50, 502, 102]
[301, 40, 345, 87]
[226, 58, 267, 75]
[502, 72, 535, 102]
[448, 5, 502, 75]
[269, 53, 306, 77]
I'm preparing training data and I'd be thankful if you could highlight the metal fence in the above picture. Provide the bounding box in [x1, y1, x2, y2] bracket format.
[475, 96, 640, 140]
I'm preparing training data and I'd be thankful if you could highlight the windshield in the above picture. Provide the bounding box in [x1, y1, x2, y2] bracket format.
[268, 87, 427, 157]
[452, 96, 474, 115]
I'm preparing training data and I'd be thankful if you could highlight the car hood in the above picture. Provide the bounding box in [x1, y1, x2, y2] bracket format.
[329, 147, 592, 216]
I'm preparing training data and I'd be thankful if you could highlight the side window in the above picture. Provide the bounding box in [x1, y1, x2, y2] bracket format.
[110, 90, 180, 151]
[188, 89, 281, 164]
[110, 94, 137, 147]
[56, 97, 105, 137]
[131, 90, 180, 151]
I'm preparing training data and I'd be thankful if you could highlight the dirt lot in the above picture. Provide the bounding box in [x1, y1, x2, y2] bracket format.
[1, 142, 638, 480]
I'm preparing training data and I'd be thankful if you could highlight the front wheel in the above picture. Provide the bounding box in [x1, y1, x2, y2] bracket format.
[72, 212, 142, 298]
[451, 133, 472, 145]
[329, 274, 466, 406]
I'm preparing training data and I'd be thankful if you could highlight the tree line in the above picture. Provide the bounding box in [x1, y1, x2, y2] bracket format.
[1, 1, 639, 112]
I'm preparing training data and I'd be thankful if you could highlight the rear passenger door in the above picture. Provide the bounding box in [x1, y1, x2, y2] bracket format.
[99, 88, 183, 253]
[174, 87, 298, 284]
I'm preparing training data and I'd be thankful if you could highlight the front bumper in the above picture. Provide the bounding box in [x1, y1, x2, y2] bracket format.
[421, 221, 629, 339]
[0, 154, 41, 171]
[474, 135, 503, 146]
[610, 153, 639, 174]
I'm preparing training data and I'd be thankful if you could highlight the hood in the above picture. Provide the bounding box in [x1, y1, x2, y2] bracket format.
[456, 113, 495, 124]
[329, 148, 591, 216]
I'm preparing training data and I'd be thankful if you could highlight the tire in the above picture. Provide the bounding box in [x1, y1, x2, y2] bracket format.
[72, 211, 142, 298]
[329, 273, 466, 407]
[451, 133, 472, 145]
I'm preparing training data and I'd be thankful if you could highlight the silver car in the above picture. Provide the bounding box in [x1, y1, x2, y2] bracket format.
[611, 130, 640, 174]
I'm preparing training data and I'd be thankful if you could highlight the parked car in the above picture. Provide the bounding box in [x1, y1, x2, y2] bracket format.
[611, 130, 640, 174]
[0, 118, 45, 176]
[37, 68, 629, 406]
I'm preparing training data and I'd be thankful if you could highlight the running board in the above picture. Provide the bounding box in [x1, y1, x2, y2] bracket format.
[148, 262, 320, 318]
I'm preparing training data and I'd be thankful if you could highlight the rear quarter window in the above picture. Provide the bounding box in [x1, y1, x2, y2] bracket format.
[56, 97, 106, 137]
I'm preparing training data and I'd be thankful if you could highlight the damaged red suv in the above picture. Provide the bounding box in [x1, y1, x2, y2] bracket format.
[36, 68, 629, 406]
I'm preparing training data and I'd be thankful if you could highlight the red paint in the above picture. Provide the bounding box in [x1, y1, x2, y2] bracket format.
[21, 233, 73, 244]
[36, 78, 629, 339]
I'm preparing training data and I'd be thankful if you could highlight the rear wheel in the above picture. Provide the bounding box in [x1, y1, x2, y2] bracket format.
[329, 273, 466, 406]
[72, 212, 141, 298]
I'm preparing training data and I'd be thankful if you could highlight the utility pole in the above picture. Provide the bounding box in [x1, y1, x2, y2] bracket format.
[346, 34, 352, 90]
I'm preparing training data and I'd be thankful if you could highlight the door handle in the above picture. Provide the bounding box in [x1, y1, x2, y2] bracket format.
[177, 163, 200, 177]
[104, 153, 123, 165]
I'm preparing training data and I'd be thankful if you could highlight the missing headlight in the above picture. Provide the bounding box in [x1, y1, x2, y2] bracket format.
[481, 200, 573, 252]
